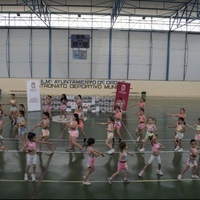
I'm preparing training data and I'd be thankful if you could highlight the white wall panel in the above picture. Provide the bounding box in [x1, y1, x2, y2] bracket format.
[0, 28, 200, 81]
[10, 29, 30, 77]
[32, 29, 49, 78]
[151, 33, 168, 80]
[92, 30, 109, 79]
[129, 32, 150, 80]
[0, 30, 7, 77]
[51, 30, 68, 78]
[186, 34, 200, 81]
[68, 30, 91, 78]
[169, 33, 185, 81]
[111, 31, 128, 79]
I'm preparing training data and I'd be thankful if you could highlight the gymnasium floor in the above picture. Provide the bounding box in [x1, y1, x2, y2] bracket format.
[0, 95, 200, 199]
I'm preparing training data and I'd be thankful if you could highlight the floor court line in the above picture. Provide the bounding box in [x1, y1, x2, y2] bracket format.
[3, 149, 192, 154]
[1, 138, 194, 142]
[2, 121, 12, 128]
[0, 178, 199, 183]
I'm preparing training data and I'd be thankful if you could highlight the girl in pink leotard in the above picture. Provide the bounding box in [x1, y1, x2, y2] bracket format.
[138, 134, 165, 177]
[82, 138, 104, 186]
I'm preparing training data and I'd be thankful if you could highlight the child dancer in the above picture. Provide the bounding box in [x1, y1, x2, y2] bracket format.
[96, 116, 115, 154]
[135, 108, 146, 141]
[74, 105, 87, 144]
[3, 93, 18, 125]
[108, 106, 122, 143]
[177, 139, 200, 180]
[130, 98, 145, 110]
[21, 132, 52, 181]
[138, 134, 164, 177]
[58, 94, 68, 121]
[31, 111, 53, 155]
[15, 110, 27, 148]
[12, 103, 26, 126]
[83, 137, 104, 186]
[108, 141, 134, 184]
[188, 118, 200, 147]
[168, 117, 186, 152]
[44, 95, 53, 119]
[64, 113, 84, 153]
[0, 104, 7, 139]
[139, 117, 157, 153]
[75, 95, 83, 109]
[169, 108, 186, 121]
[114, 97, 125, 112]
[114, 106, 122, 143]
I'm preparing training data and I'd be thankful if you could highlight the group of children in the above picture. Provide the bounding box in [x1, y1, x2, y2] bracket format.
[0, 94, 200, 184]
[88, 102, 200, 185]
[0, 94, 26, 150]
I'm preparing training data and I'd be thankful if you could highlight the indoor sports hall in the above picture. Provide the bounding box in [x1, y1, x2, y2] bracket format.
[0, 0, 200, 199]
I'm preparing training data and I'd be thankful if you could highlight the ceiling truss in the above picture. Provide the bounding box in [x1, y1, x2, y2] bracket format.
[0, 0, 199, 31]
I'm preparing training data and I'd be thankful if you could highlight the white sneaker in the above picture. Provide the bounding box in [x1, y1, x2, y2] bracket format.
[138, 170, 144, 177]
[177, 174, 182, 180]
[106, 150, 111, 154]
[177, 148, 183, 152]
[107, 148, 115, 154]
[174, 146, 180, 151]
[108, 177, 112, 184]
[136, 136, 140, 141]
[31, 174, 36, 181]
[139, 148, 145, 152]
[191, 175, 199, 179]
[24, 173, 28, 181]
[110, 148, 115, 153]
[83, 181, 91, 186]
[156, 169, 164, 176]
[0, 135, 3, 140]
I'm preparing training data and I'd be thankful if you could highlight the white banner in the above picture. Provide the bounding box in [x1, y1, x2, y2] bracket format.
[27, 80, 41, 112]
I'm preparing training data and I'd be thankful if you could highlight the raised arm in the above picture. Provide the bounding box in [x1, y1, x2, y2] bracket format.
[31, 120, 43, 131]
[127, 151, 134, 156]
[20, 141, 29, 152]
[92, 148, 104, 157]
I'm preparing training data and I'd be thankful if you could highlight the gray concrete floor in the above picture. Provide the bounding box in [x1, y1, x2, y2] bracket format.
[0, 96, 200, 199]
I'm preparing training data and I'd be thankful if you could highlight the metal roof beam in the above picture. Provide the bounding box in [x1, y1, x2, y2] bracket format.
[170, 0, 199, 31]
[22, 0, 51, 27]
[111, 0, 126, 27]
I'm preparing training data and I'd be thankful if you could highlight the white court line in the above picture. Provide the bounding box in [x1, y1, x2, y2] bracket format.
[0, 178, 199, 183]
[121, 121, 138, 148]
[3, 149, 190, 154]
[2, 121, 12, 128]
[0, 138, 193, 142]
[45, 138, 195, 142]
